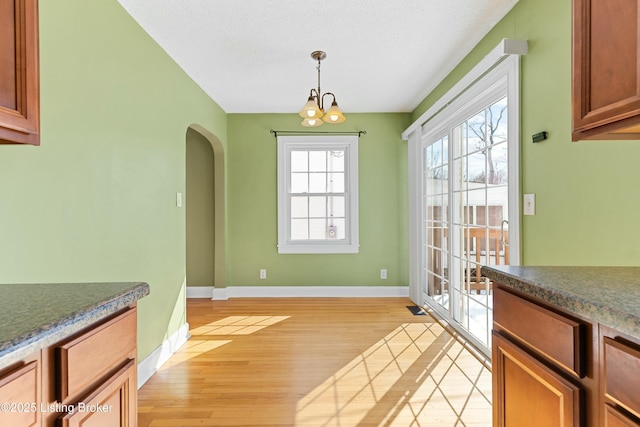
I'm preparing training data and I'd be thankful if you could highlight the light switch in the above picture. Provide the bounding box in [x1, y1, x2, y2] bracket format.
[524, 193, 535, 215]
[176, 192, 183, 208]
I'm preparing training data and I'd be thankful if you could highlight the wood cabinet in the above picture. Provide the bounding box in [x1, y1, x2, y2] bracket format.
[0, 0, 40, 145]
[492, 332, 581, 427]
[600, 327, 640, 426]
[493, 287, 591, 426]
[493, 285, 640, 426]
[0, 355, 40, 427]
[0, 307, 138, 427]
[572, 0, 640, 140]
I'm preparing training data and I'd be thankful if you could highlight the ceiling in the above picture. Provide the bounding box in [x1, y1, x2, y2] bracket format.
[117, 0, 519, 114]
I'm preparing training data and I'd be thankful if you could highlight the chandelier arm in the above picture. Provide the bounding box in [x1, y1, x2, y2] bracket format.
[320, 92, 337, 112]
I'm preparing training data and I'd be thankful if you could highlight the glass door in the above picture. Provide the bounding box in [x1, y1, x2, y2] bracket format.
[422, 94, 515, 353]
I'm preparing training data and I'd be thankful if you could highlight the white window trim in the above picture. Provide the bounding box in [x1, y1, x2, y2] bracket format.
[277, 135, 359, 254]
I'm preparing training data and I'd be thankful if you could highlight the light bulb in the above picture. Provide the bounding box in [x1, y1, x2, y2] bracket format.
[329, 114, 339, 122]
[306, 110, 316, 117]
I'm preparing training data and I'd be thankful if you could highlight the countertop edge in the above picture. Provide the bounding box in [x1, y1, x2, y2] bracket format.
[481, 266, 640, 338]
[0, 282, 150, 368]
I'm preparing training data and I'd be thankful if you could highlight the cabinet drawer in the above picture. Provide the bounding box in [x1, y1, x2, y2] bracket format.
[603, 337, 640, 419]
[0, 361, 38, 427]
[56, 308, 136, 402]
[493, 288, 585, 377]
[604, 404, 640, 427]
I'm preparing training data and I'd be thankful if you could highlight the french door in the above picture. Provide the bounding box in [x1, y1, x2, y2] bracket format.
[421, 68, 520, 355]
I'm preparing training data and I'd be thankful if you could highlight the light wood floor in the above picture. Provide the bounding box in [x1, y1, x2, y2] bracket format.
[138, 298, 492, 427]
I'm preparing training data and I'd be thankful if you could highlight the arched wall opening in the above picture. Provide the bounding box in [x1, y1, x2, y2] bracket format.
[185, 124, 226, 289]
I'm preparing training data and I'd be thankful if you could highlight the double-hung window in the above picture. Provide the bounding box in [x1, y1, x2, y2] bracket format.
[277, 135, 359, 254]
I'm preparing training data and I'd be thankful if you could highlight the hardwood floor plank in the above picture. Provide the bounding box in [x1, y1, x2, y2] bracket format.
[138, 297, 492, 426]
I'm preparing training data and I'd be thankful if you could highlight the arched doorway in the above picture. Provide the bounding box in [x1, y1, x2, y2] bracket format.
[186, 125, 225, 290]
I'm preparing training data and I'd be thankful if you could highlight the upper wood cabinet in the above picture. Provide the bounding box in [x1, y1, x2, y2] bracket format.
[572, 0, 640, 141]
[0, 0, 40, 146]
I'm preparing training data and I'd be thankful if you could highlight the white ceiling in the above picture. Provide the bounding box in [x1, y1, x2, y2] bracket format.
[117, 0, 519, 114]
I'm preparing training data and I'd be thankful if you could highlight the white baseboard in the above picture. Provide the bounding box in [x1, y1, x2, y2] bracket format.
[137, 322, 190, 389]
[187, 285, 409, 299]
[212, 287, 229, 300]
[186, 286, 216, 299]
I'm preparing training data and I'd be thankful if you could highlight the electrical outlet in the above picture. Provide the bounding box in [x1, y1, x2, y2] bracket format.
[259, 269, 267, 279]
[380, 269, 388, 280]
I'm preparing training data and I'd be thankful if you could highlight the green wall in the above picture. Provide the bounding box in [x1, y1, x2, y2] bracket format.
[0, 0, 227, 360]
[227, 113, 410, 287]
[412, 0, 640, 266]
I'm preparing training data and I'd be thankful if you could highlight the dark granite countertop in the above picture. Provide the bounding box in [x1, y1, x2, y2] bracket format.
[0, 282, 150, 367]
[481, 266, 640, 338]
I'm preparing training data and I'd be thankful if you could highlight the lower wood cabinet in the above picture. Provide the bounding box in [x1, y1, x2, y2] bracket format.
[492, 331, 582, 427]
[0, 306, 138, 427]
[493, 285, 640, 427]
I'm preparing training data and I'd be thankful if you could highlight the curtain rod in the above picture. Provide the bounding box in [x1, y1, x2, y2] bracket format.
[270, 129, 366, 138]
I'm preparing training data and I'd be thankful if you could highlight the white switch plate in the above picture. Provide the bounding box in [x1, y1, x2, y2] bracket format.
[259, 269, 267, 279]
[380, 269, 388, 280]
[176, 192, 183, 208]
[524, 193, 535, 215]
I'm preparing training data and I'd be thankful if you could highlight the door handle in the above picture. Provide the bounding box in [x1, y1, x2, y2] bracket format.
[501, 220, 509, 248]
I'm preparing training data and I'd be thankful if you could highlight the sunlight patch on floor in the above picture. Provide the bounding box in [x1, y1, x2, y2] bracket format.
[295, 322, 492, 426]
[189, 315, 290, 336]
[159, 339, 232, 369]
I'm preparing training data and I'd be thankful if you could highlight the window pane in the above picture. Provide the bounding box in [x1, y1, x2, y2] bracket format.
[433, 139, 443, 167]
[309, 172, 327, 193]
[467, 110, 486, 155]
[309, 196, 326, 218]
[488, 142, 508, 185]
[309, 219, 326, 239]
[467, 151, 486, 184]
[291, 219, 308, 240]
[328, 173, 344, 193]
[328, 196, 345, 217]
[291, 196, 308, 218]
[291, 173, 308, 193]
[328, 151, 345, 171]
[291, 151, 308, 172]
[309, 151, 327, 172]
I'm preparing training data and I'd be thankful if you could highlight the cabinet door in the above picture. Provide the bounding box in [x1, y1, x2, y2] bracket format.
[493, 332, 582, 427]
[0, 0, 39, 145]
[57, 359, 136, 427]
[0, 361, 39, 427]
[572, 0, 640, 140]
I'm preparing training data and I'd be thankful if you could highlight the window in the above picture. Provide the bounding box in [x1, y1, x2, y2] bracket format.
[277, 135, 359, 254]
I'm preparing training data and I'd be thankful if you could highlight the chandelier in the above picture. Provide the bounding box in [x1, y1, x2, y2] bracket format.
[298, 51, 346, 127]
